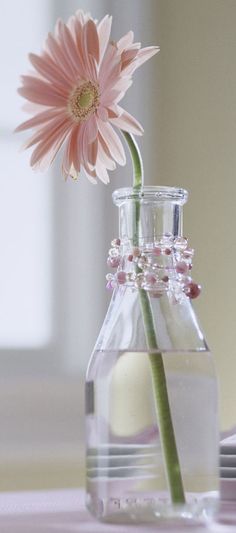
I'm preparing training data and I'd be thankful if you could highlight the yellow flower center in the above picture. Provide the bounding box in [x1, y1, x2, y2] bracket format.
[68, 81, 99, 122]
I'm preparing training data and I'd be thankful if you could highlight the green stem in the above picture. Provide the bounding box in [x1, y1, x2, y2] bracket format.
[122, 131, 143, 190]
[122, 130, 185, 504]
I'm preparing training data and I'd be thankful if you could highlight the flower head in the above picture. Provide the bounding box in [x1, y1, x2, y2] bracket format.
[16, 10, 159, 183]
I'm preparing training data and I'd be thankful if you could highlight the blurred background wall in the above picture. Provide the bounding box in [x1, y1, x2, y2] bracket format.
[0, 0, 235, 490]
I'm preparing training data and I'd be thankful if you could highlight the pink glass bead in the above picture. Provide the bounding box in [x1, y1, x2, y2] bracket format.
[174, 237, 188, 251]
[111, 238, 121, 247]
[150, 290, 163, 298]
[109, 248, 119, 258]
[117, 271, 126, 284]
[145, 273, 156, 285]
[176, 261, 188, 275]
[138, 256, 147, 268]
[184, 282, 201, 299]
[133, 247, 141, 258]
[153, 246, 161, 256]
[150, 281, 166, 298]
[183, 248, 194, 259]
[107, 256, 120, 268]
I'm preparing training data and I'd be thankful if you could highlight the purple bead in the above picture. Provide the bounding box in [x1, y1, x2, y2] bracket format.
[165, 248, 172, 256]
[117, 271, 126, 284]
[106, 280, 114, 291]
[127, 254, 133, 262]
[162, 275, 169, 283]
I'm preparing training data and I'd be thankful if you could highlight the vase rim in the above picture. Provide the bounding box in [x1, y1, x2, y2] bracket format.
[112, 186, 188, 205]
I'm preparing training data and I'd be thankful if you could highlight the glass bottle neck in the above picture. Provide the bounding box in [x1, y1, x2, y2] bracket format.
[113, 187, 188, 246]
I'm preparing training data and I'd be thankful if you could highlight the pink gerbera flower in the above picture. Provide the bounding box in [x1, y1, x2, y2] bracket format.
[16, 10, 159, 183]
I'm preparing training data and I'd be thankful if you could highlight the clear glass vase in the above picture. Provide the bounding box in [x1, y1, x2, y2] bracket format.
[85, 186, 219, 525]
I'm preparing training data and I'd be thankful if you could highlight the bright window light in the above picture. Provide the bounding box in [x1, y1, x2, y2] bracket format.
[1, 0, 51, 130]
[0, 1, 53, 347]
[0, 139, 52, 347]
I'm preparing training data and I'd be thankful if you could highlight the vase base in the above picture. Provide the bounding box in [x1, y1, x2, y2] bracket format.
[86, 491, 219, 525]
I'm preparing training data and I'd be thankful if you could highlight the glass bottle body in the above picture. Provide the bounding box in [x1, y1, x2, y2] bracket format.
[85, 187, 219, 524]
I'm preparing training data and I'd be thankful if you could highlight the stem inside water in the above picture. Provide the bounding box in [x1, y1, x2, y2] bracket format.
[122, 130, 185, 504]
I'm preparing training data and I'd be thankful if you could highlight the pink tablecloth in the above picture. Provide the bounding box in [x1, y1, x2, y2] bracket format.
[0, 489, 235, 533]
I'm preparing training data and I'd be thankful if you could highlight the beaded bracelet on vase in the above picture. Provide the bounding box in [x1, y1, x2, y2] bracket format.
[106, 235, 201, 301]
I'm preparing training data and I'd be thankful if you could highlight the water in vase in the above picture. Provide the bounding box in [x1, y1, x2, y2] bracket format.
[86, 349, 219, 524]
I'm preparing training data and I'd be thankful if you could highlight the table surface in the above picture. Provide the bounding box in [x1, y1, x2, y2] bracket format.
[0, 489, 235, 533]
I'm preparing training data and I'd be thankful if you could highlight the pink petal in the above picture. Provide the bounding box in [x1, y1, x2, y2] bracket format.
[72, 130, 83, 172]
[86, 114, 98, 143]
[58, 20, 86, 79]
[75, 9, 89, 25]
[15, 108, 60, 133]
[97, 134, 116, 170]
[88, 138, 98, 166]
[86, 53, 98, 82]
[22, 102, 48, 114]
[95, 159, 110, 184]
[109, 108, 144, 136]
[100, 88, 121, 107]
[133, 46, 160, 70]
[98, 119, 126, 166]
[18, 76, 67, 107]
[30, 119, 71, 168]
[32, 137, 64, 172]
[24, 113, 70, 150]
[66, 15, 77, 38]
[97, 106, 109, 121]
[45, 32, 76, 83]
[99, 61, 121, 93]
[65, 164, 78, 180]
[127, 42, 141, 51]
[121, 48, 139, 71]
[73, 19, 87, 71]
[80, 122, 97, 182]
[117, 31, 134, 51]
[62, 125, 84, 180]
[29, 53, 71, 92]
[98, 43, 119, 86]
[112, 78, 133, 93]
[84, 19, 99, 64]
[81, 122, 94, 174]
[121, 48, 138, 64]
[121, 46, 159, 77]
[97, 15, 112, 64]
[79, 29, 98, 82]
[107, 105, 121, 119]
[63, 125, 81, 176]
